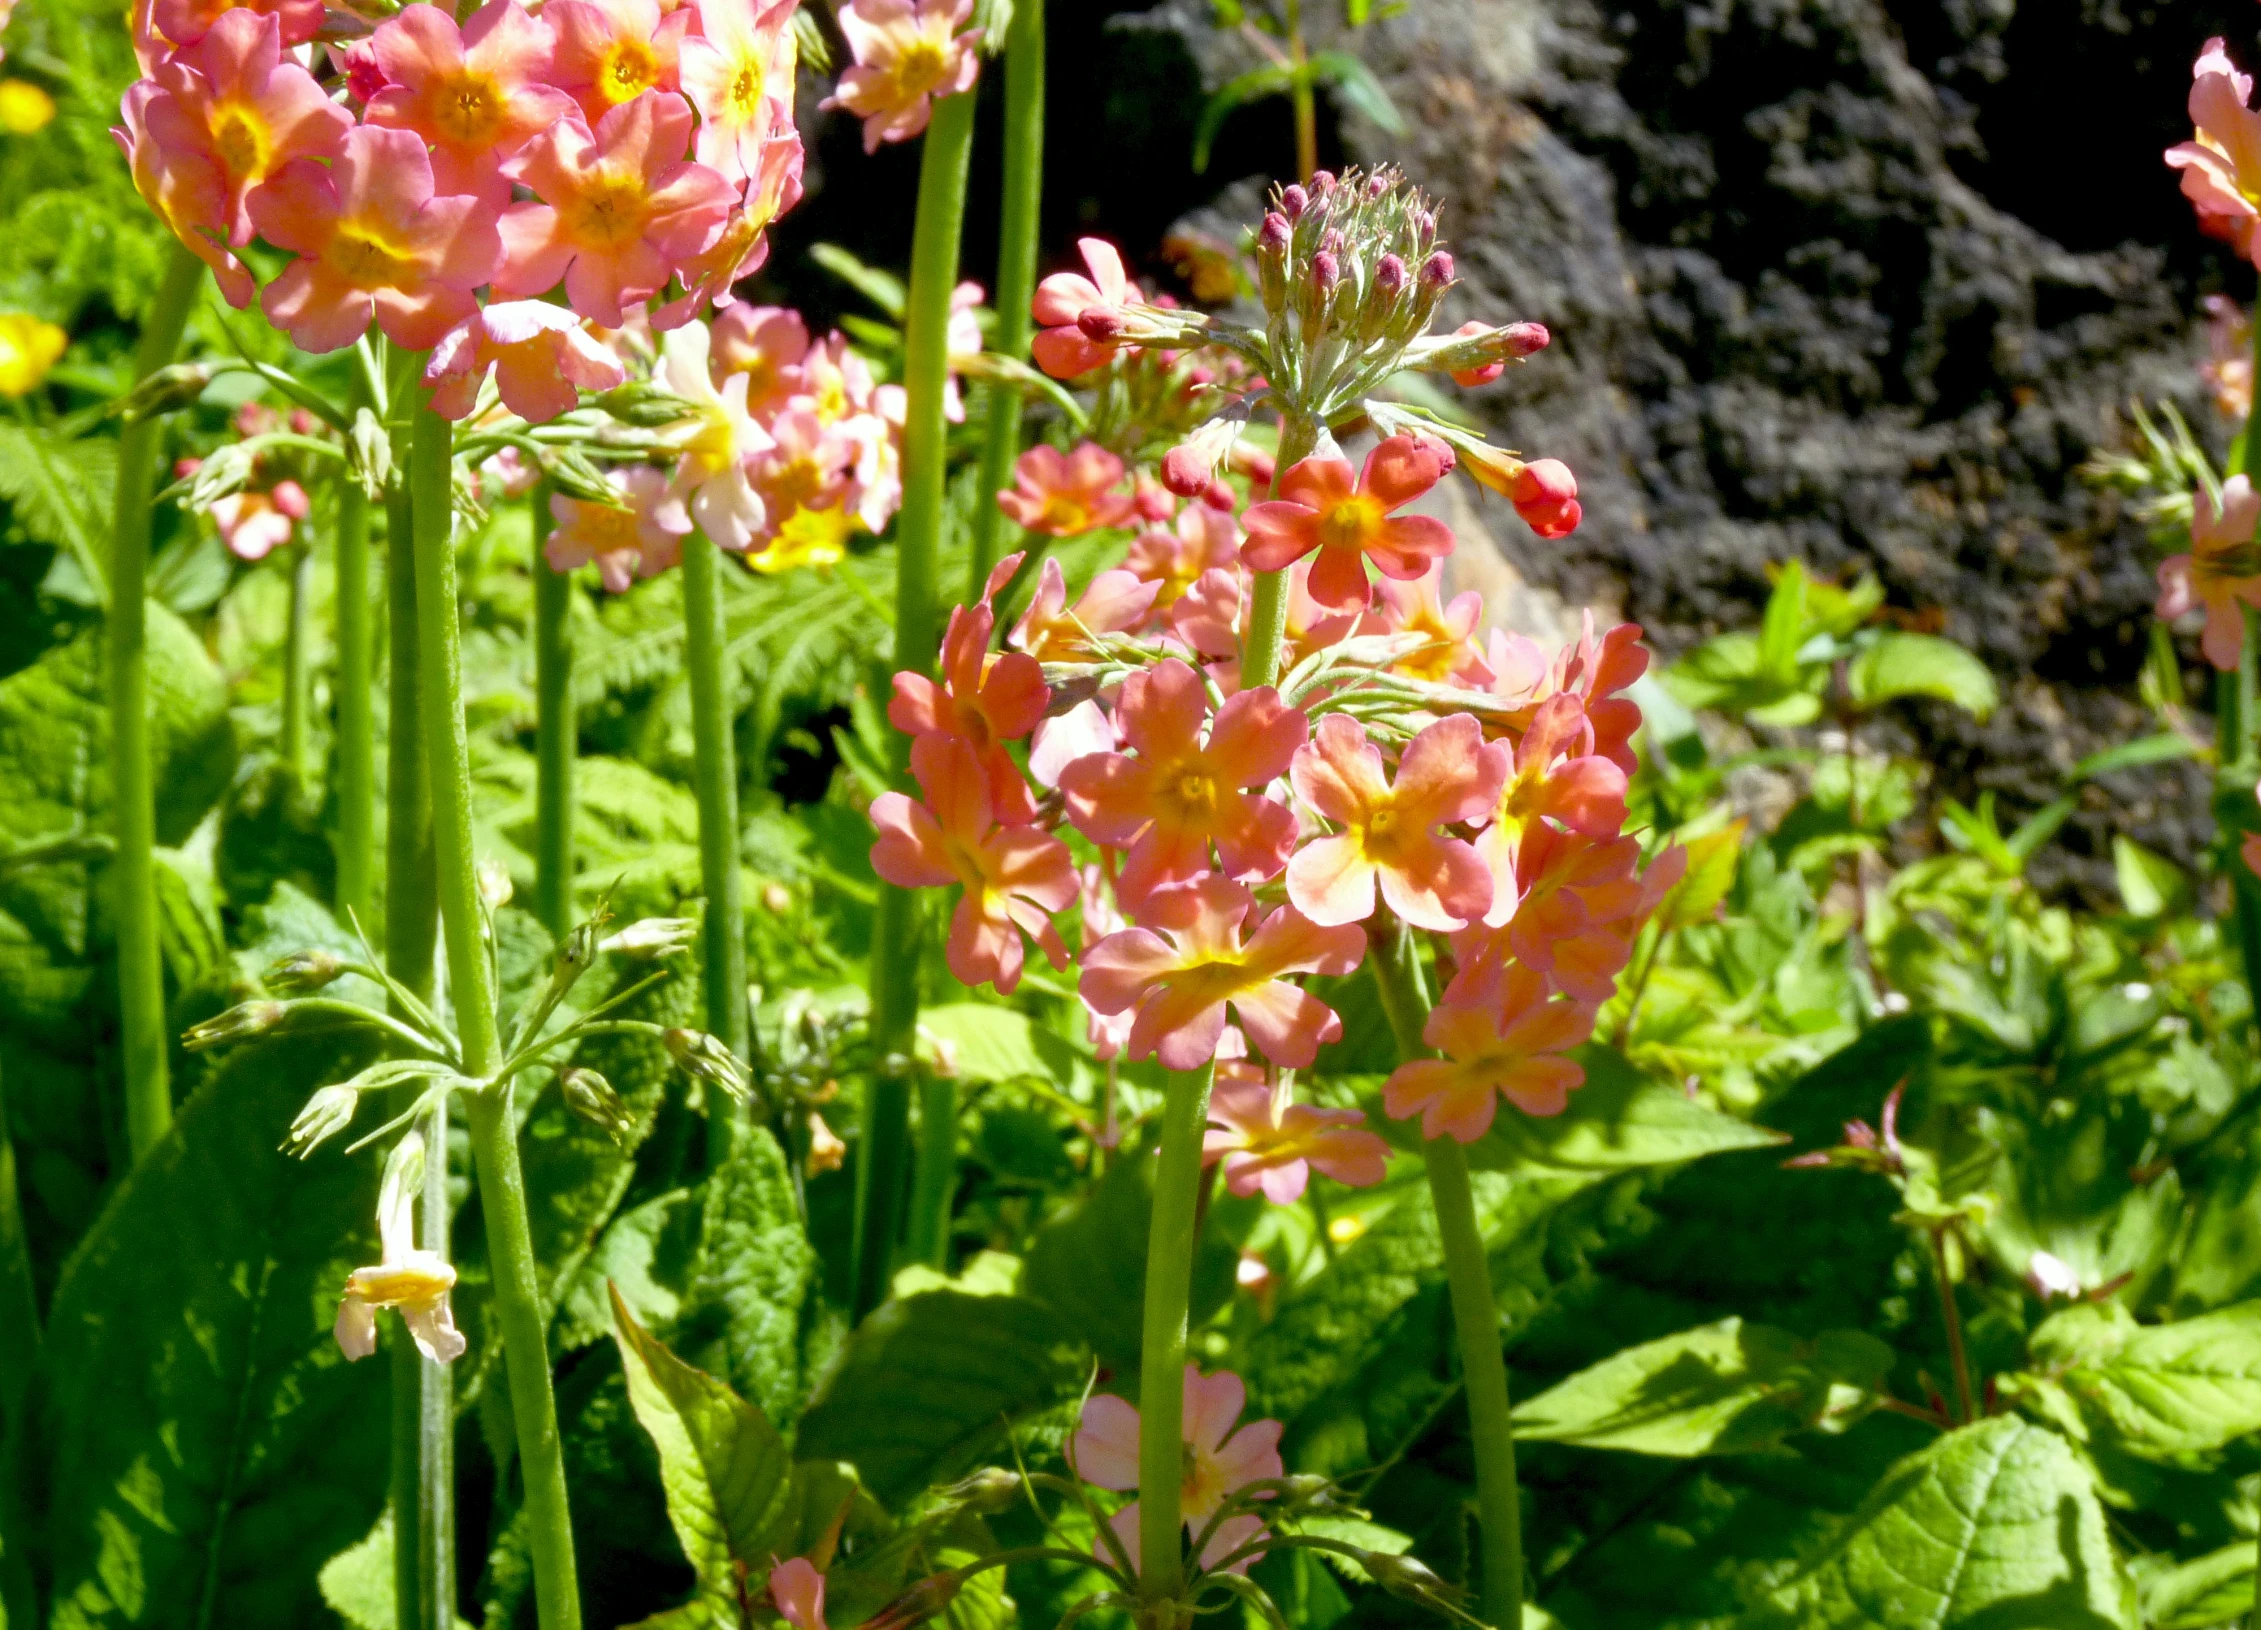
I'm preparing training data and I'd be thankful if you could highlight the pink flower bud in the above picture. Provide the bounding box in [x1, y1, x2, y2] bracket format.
[1320, 228, 1345, 255]
[272, 479, 312, 520]
[1503, 321, 1551, 357]
[1376, 253, 1407, 294]
[1077, 307, 1129, 341]
[1366, 171, 1389, 198]
[1511, 458, 1580, 539]
[1311, 169, 1336, 194]
[1201, 478, 1236, 511]
[1421, 251, 1455, 291]
[174, 456, 202, 479]
[1412, 432, 1456, 474]
[1281, 184, 1308, 221]
[1311, 251, 1340, 294]
[1259, 211, 1291, 251]
[1449, 321, 1507, 387]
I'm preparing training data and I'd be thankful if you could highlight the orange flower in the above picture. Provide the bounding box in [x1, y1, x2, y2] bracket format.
[364, 0, 577, 209]
[887, 594, 1047, 823]
[1240, 436, 1454, 613]
[1383, 967, 1594, 1142]
[996, 442, 1138, 537]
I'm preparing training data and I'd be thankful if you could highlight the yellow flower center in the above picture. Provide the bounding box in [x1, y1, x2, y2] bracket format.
[430, 69, 507, 147]
[566, 170, 651, 249]
[1317, 495, 1384, 553]
[894, 35, 949, 96]
[751, 503, 854, 575]
[724, 49, 768, 120]
[327, 227, 418, 290]
[578, 504, 641, 553]
[769, 451, 829, 511]
[345, 1258, 456, 1307]
[600, 39, 661, 104]
[682, 404, 740, 478]
[1039, 496, 1093, 533]
[1161, 768, 1218, 822]
[810, 373, 848, 423]
[1358, 802, 1407, 864]
[208, 101, 269, 185]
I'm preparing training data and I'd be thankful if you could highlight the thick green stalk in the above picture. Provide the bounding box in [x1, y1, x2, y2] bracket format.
[1369, 922, 1523, 1626]
[855, 88, 976, 1317]
[417, 1091, 454, 1630]
[0, 1064, 36, 1456]
[283, 541, 315, 795]
[966, 0, 1045, 599]
[680, 528, 746, 1166]
[906, 1073, 956, 1268]
[409, 398, 579, 1630]
[385, 344, 437, 1004]
[532, 485, 574, 942]
[335, 482, 377, 930]
[111, 241, 203, 1162]
[1137, 1062, 1215, 1598]
[1236, 414, 1324, 693]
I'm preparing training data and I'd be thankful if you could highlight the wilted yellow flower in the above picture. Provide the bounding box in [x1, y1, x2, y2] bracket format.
[747, 503, 854, 575]
[0, 79, 52, 135]
[0, 311, 64, 396]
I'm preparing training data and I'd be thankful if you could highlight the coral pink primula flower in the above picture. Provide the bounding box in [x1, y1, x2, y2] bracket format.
[426, 300, 628, 423]
[251, 124, 503, 352]
[1241, 437, 1456, 613]
[365, 0, 576, 210]
[888, 595, 1048, 824]
[2168, 38, 2261, 263]
[2158, 474, 2261, 670]
[1079, 874, 1365, 1071]
[653, 129, 804, 330]
[1490, 615, 1649, 776]
[869, 734, 1074, 994]
[710, 302, 810, 414]
[823, 0, 980, 153]
[1287, 713, 1507, 932]
[1368, 562, 1492, 686]
[1473, 694, 1629, 926]
[149, 0, 321, 51]
[1452, 829, 1681, 1007]
[1126, 502, 1239, 609]
[678, 0, 798, 183]
[1060, 659, 1306, 909]
[996, 442, 1139, 537]
[546, 0, 690, 125]
[1073, 1365, 1281, 1573]
[768, 1559, 828, 1630]
[1384, 966, 1594, 1142]
[212, 479, 309, 562]
[746, 406, 854, 527]
[1008, 557, 1161, 662]
[1031, 238, 1133, 379]
[546, 466, 685, 590]
[1462, 448, 1582, 540]
[496, 90, 736, 328]
[1203, 1079, 1388, 1203]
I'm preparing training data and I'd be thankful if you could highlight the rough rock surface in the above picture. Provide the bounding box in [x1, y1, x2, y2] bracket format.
[1161, 0, 2261, 888]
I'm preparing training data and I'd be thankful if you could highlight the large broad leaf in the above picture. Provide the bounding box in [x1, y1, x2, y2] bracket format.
[669, 1125, 819, 1425]
[795, 1290, 1081, 1510]
[1738, 1416, 2135, 1628]
[612, 1286, 793, 1603]
[2001, 1301, 2261, 1462]
[1845, 632, 1998, 720]
[32, 1035, 388, 1630]
[1511, 1318, 1894, 1455]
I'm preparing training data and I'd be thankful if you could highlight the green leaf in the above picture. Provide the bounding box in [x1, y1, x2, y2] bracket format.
[1661, 631, 1824, 723]
[1510, 1318, 1894, 1455]
[669, 1125, 819, 1424]
[2002, 1301, 2261, 1461]
[2135, 1542, 2253, 1630]
[34, 1035, 389, 1630]
[1193, 63, 1296, 172]
[1737, 1416, 2135, 1628]
[1021, 1151, 1235, 1371]
[1759, 563, 1811, 683]
[807, 243, 905, 321]
[794, 1291, 1082, 1510]
[2070, 732, 2200, 781]
[611, 1284, 794, 1599]
[1844, 632, 1999, 720]
[317, 1512, 475, 1630]
[2110, 835, 2188, 920]
[918, 1002, 1067, 1085]
[1307, 50, 1406, 134]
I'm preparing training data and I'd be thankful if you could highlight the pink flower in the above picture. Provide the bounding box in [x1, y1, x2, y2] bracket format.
[869, 734, 1074, 993]
[496, 90, 736, 327]
[1472, 695, 1629, 927]
[1060, 659, 1305, 910]
[1450, 828, 1678, 1006]
[652, 318, 773, 550]
[426, 301, 627, 423]
[1241, 437, 1455, 613]
[2168, 38, 2261, 262]
[1168, 566, 1243, 663]
[1073, 1366, 1281, 1571]
[1008, 558, 1161, 661]
[211, 479, 308, 562]
[996, 442, 1137, 537]
[678, 0, 798, 183]
[1079, 874, 1364, 1071]
[1286, 713, 1506, 932]
[1031, 237, 1132, 379]
[1461, 446, 1582, 539]
[2158, 474, 2261, 670]
[710, 302, 809, 415]
[546, 466, 684, 590]
[1367, 563, 1491, 686]
[1383, 967, 1593, 1142]
[1203, 1078, 1387, 1202]
[888, 595, 1047, 823]
[251, 124, 503, 352]
[822, 0, 980, 153]
[768, 1559, 827, 1630]
[365, 0, 576, 210]
[1492, 614, 1648, 776]
[545, 0, 689, 125]
[1029, 697, 1117, 791]
[652, 132, 803, 329]
[747, 406, 854, 528]
[149, 0, 321, 51]
[1126, 502, 1238, 609]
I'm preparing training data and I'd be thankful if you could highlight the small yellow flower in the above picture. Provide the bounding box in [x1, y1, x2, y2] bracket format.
[0, 79, 53, 135]
[747, 502, 855, 575]
[0, 311, 64, 396]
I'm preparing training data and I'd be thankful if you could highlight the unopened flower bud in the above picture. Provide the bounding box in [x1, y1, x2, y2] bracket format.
[864, 1572, 963, 1630]
[1280, 183, 1308, 221]
[1375, 253, 1407, 295]
[1258, 211, 1290, 252]
[1163, 416, 1242, 497]
[807, 1110, 846, 1174]
[761, 881, 793, 912]
[1200, 478, 1236, 511]
[285, 1083, 360, 1156]
[1278, 1473, 1336, 1506]
[118, 361, 218, 421]
[264, 948, 346, 994]
[561, 1068, 636, 1146]
[939, 1466, 1023, 1512]
[1448, 321, 1508, 388]
[1366, 170, 1389, 198]
[1077, 306, 1129, 342]
[1503, 320, 1550, 357]
[664, 1027, 752, 1101]
[1420, 250, 1455, 291]
[1310, 169, 1335, 194]
[476, 860, 513, 909]
[600, 917, 696, 958]
[272, 479, 311, 521]
[1361, 1549, 1451, 1602]
[1412, 432, 1456, 475]
[1311, 251, 1340, 294]
[185, 1000, 287, 1051]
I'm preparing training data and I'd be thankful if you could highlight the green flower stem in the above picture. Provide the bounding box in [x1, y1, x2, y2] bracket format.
[1237, 413, 1324, 694]
[531, 484, 575, 943]
[111, 240, 203, 1162]
[384, 343, 437, 1004]
[282, 540, 315, 796]
[855, 86, 975, 1318]
[334, 481, 377, 931]
[966, 0, 1046, 600]
[409, 396, 579, 1630]
[0, 1065, 37, 1455]
[1369, 920, 1523, 1628]
[417, 1091, 454, 1630]
[906, 1072, 956, 1268]
[1137, 1061, 1216, 1599]
[680, 527, 746, 1166]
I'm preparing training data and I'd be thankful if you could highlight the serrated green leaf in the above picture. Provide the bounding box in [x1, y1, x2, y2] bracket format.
[670, 1126, 819, 1424]
[1512, 1318, 1894, 1455]
[1845, 632, 1998, 720]
[2003, 1300, 2261, 1462]
[808, 243, 906, 321]
[612, 1284, 794, 1599]
[1658, 820, 1746, 932]
[1737, 1416, 2135, 1628]
[34, 1034, 389, 1630]
[795, 1291, 1082, 1509]
[2135, 1542, 2253, 1630]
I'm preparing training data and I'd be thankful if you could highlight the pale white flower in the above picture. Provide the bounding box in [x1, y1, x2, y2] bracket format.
[657, 321, 772, 552]
[335, 1131, 465, 1365]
